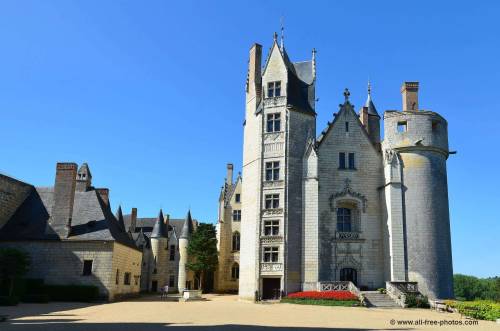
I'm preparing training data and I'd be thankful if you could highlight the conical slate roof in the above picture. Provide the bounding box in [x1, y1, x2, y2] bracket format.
[180, 210, 194, 239]
[150, 209, 168, 238]
[116, 205, 126, 231]
[364, 82, 379, 116]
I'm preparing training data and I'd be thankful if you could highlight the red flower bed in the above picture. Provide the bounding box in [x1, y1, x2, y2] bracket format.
[286, 290, 357, 301]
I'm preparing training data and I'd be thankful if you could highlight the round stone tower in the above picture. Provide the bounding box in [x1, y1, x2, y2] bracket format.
[178, 210, 193, 293]
[383, 82, 453, 299]
[150, 209, 169, 291]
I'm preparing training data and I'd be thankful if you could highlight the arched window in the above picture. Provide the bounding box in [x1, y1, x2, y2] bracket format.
[232, 232, 240, 251]
[231, 263, 239, 280]
[337, 208, 352, 232]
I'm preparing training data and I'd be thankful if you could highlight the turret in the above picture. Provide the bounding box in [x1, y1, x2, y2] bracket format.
[150, 209, 169, 291]
[177, 210, 193, 293]
[359, 81, 380, 144]
[382, 82, 453, 299]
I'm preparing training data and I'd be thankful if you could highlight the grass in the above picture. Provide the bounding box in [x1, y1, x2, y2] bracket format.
[281, 298, 360, 307]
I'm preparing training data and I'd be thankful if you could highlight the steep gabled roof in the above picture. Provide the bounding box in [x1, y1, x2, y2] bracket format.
[260, 37, 316, 115]
[316, 90, 380, 153]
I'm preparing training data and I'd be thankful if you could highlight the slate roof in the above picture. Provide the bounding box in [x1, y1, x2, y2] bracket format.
[260, 41, 316, 115]
[0, 175, 138, 250]
[150, 210, 168, 238]
[180, 210, 194, 239]
[122, 214, 195, 243]
[365, 93, 379, 116]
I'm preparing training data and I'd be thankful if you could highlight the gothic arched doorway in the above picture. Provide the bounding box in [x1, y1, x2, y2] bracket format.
[340, 268, 357, 285]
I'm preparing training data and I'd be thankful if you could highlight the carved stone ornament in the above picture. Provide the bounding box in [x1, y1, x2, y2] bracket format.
[384, 149, 397, 165]
[329, 178, 368, 212]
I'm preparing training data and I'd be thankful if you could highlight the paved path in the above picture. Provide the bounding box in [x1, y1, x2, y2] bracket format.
[0, 294, 497, 330]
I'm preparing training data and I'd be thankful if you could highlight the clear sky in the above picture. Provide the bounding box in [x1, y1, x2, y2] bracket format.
[0, 1, 498, 278]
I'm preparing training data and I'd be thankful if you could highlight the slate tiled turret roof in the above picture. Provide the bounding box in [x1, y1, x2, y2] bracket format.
[180, 210, 194, 239]
[150, 209, 168, 238]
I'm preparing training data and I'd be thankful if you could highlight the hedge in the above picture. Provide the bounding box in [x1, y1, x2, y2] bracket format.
[44, 285, 99, 302]
[446, 300, 500, 321]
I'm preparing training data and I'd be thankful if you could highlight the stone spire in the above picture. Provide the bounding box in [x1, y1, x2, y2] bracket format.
[151, 209, 167, 238]
[180, 210, 194, 239]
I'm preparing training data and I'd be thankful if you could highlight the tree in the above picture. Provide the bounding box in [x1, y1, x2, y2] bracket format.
[186, 223, 218, 291]
[0, 248, 30, 296]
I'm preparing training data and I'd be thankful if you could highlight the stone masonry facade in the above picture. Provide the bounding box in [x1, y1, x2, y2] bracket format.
[238, 35, 454, 301]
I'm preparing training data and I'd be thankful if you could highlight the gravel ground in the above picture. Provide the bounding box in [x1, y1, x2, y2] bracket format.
[0, 294, 497, 331]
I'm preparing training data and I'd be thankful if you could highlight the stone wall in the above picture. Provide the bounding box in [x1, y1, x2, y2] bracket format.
[110, 242, 142, 300]
[317, 104, 385, 289]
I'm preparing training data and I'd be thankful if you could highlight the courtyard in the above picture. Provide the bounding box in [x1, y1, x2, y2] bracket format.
[0, 294, 497, 331]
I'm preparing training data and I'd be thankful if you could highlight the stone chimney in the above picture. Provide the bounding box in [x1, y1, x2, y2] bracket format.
[96, 188, 109, 206]
[75, 163, 92, 192]
[165, 214, 170, 233]
[130, 207, 137, 233]
[246, 44, 262, 103]
[401, 82, 419, 111]
[51, 162, 77, 238]
[226, 163, 234, 185]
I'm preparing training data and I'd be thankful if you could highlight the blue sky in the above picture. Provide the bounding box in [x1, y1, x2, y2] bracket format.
[0, 1, 498, 277]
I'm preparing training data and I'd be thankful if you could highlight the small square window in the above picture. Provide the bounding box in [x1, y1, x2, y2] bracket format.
[267, 113, 281, 132]
[235, 194, 241, 203]
[232, 210, 241, 221]
[265, 161, 280, 181]
[264, 220, 280, 236]
[265, 194, 279, 209]
[263, 246, 279, 262]
[397, 121, 407, 133]
[82, 260, 93, 276]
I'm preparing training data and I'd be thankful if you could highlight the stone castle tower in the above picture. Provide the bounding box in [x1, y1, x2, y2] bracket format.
[150, 209, 169, 289]
[240, 34, 316, 300]
[177, 210, 194, 292]
[239, 35, 453, 301]
[382, 82, 453, 299]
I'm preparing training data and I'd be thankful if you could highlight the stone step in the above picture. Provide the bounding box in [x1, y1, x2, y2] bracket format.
[362, 291, 400, 308]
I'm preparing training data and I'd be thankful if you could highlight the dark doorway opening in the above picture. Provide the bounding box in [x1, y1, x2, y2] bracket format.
[262, 278, 281, 300]
[340, 268, 357, 285]
[151, 280, 158, 292]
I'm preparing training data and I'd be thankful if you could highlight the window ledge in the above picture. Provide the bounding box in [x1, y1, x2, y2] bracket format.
[338, 168, 357, 171]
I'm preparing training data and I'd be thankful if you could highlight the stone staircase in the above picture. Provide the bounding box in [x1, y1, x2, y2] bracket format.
[362, 291, 400, 308]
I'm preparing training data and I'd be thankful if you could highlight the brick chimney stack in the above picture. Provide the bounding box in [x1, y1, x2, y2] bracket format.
[130, 207, 137, 233]
[401, 82, 419, 111]
[51, 162, 77, 238]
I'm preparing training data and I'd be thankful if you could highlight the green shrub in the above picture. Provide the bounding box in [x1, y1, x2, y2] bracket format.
[377, 288, 386, 294]
[447, 300, 500, 321]
[45, 285, 99, 302]
[21, 294, 50, 303]
[405, 293, 430, 308]
[0, 296, 19, 306]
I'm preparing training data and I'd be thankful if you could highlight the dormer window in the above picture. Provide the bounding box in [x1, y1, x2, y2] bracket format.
[267, 81, 281, 98]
